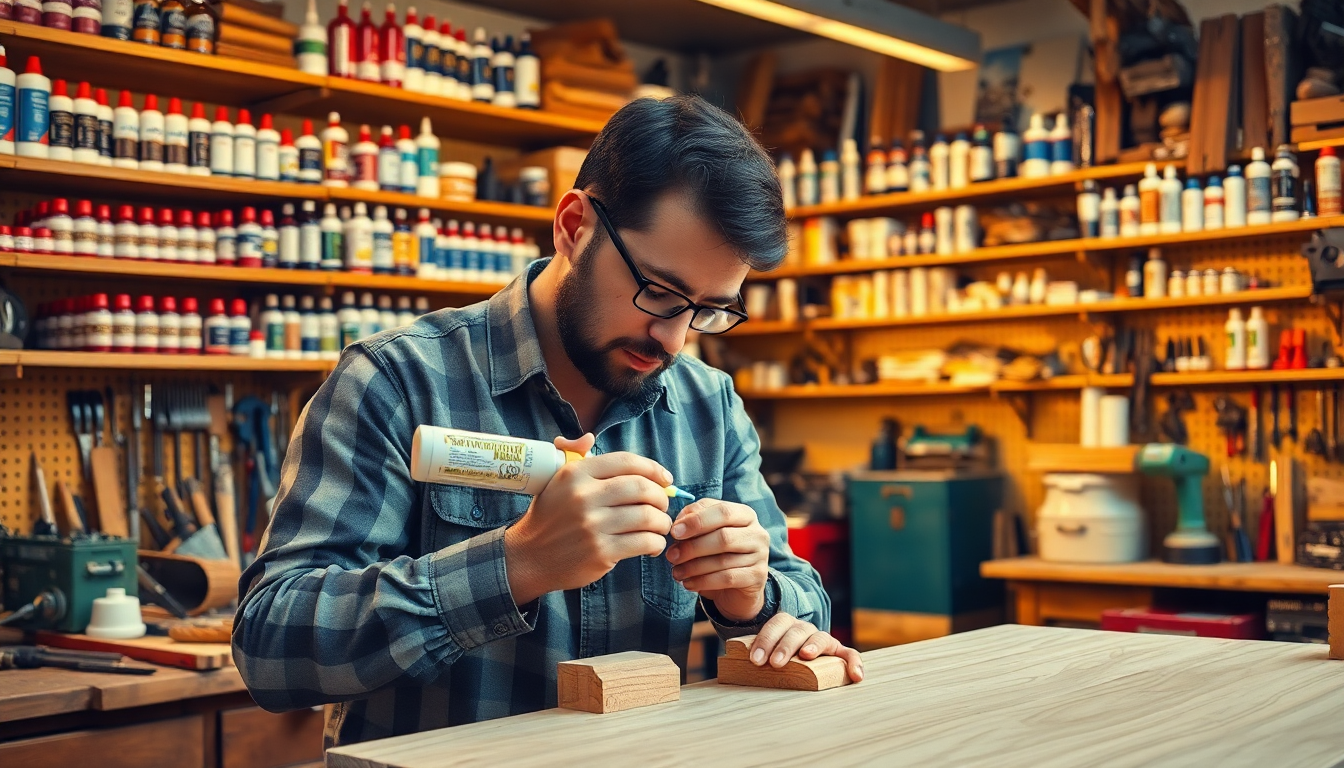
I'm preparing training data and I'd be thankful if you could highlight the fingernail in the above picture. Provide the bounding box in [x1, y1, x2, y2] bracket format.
[802, 644, 817, 656]
[751, 648, 766, 665]
[667, 545, 680, 562]
[855, 666, 865, 682]
[772, 651, 786, 666]
[671, 523, 686, 538]
[662, 470, 674, 484]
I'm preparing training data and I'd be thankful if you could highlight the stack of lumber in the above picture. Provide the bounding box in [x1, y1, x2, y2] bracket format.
[216, 0, 298, 68]
[530, 19, 636, 122]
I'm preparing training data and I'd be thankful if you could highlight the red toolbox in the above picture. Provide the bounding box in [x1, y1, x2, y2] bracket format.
[1101, 607, 1265, 639]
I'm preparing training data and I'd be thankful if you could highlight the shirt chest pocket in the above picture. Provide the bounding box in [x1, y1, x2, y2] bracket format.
[640, 479, 721, 620]
[428, 485, 531, 550]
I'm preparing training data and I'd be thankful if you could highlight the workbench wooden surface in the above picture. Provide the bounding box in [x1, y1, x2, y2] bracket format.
[0, 662, 244, 723]
[982, 557, 1344, 593]
[327, 625, 1344, 768]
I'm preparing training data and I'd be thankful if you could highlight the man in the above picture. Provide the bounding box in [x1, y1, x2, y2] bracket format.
[234, 94, 862, 747]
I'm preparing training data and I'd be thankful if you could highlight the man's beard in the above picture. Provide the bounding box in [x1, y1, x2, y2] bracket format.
[554, 236, 674, 400]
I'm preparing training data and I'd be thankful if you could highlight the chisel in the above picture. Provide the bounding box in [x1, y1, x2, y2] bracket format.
[30, 452, 58, 537]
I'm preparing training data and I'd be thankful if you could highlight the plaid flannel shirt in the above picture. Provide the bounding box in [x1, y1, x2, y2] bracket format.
[233, 258, 830, 747]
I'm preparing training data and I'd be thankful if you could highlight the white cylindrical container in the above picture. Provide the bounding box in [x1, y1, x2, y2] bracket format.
[776, 278, 797, 323]
[953, 205, 976, 253]
[1098, 395, 1130, 446]
[891, 269, 909, 318]
[910, 266, 928, 317]
[1080, 386, 1103, 447]
[411, 426, 585, 495]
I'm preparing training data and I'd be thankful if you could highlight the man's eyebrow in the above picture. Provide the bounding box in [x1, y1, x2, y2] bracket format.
[640, 261, 740, 306]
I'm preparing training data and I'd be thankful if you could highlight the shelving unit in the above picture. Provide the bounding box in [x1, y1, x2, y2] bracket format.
[0, 350, 334, 378]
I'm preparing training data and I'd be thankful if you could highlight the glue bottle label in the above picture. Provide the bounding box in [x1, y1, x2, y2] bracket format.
[18, 87, 49, 145]
[0, 81, 14, 144]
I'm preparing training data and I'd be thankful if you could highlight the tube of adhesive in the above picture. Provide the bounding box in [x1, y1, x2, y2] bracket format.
[410, 426, 695, 500]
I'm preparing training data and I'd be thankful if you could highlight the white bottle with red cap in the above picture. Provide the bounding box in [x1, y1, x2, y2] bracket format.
[95, 204, 114, 257]
[157, 208, 177, 261]
[352, 124, 379, 190]
[228, 298, 251, 356]
[322, 112, 350, 187]
[255, 113, 279, 181]
[138, 93, 164, 172]
[47, 198, 73, 254]
[163, 97, 188, 173]
[72, 81, 99, 164]
[195, 211, 215, 263]
[16, 56, 51, 159]
[187, 102, 210, 175]
[237, 206, 262, 268]
[137, 206, 159, 260]
[233, 108, 256, 179]
[134, 295, 159, 353]
[179, 297, 202, 353]
[73, 199, 97, 255]
[214, 209, 236, 265]
[157, 296, 180, 354]
[111, 294, 136, 352]
[33, 226, 54, 254]
[278, 127, 299, 182]
[203, 298, 230, 354]
[113, 204, 137, 259]
[86, 294, 113, 352]
[176, 210, 197, 262]
[47, 79, 73, 161]
[1319, 145, 1342, 218]
[95, 88, 113, 165]
[0, 46, 14, 156]
[210, 106, 234, 177]
[111, 89, 138, 169]
[260, 208, 279, 267]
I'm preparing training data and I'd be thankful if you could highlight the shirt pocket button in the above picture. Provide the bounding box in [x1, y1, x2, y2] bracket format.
[470, 504, 484, 521]
[493, 623, 509, 636]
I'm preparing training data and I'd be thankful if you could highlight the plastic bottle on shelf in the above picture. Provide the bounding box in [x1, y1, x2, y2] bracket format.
[297, 200, 320, 269]
[1020, 113, 1050, 178]
[393, 207, 416, 275]
[113, 204, 137, 258]
[370, 204, 394, 273]
[443, 219, 464, 281]
[294, 294, 317, 359]
[1137, 163, 1159, 235]
[134, 295, 159, 353]
[415, 116, 439, 197]
[1181, 177, 1203, 232]
[420, 13, 441, 95]
[72, 199, 97, 255]
[186, 101, 210, 175]
[344, 201, 374, 272]
[46, 198, 72, 253]
[195, 210, 215, 263]
[454, 26, 472, 101]
[328, 0, 356, 79]
[841, 138, 862, 201]
[232, 108, 256, 179]
[968, 125, 992, 183]
[277, 128, 298, 182]
[351, 123, 379, 190]
[259, 208, 278, 267]
[209, 106, 234, 176]
[886, 141, 908, 193]
[1318, 146, 1342, 217]
[470, 27, 493, 102]
[179, 297, 201, 354]
[777, 154, 797, 209]
[276, 203, 299, 268]
[112, 90, 140, 168]
[203, 298, 229, 354]
[131, 0, 160, 45]
[402, 6, 424, 91]
[1271, 145, 1300, 222]
[908, 132, 930, 192]
[993, 121, 1019, 179]
[1245, 147, 1271, 225]
[864, 145, 886, 195]
[184, 0, 213, 54]
[102, 0, 132, 39]
[1099, 186, 1119, 238]
[515, 33, 539, 109]
[159, 0, 186, 49]
[491, 35, 516, 108]
[44, 79, 73, 161]
[320, 203, 343, 270]
[137, 205, 159, 260]
[82, 294, 112, 352]
[157, 207, 177, 261]
[322, 112, 349, 187]
[1076, 179, 1099, 238]
[111, 294, 135, 352]
[379, 2, 404, 88]
[157, 296, 180, 354]
[235, 206, 261, 268]
[948, 131, 970, 188]
[432, 219, 450, 279]
[1203, 176, 1224, 230]
[72, 81, 99, 164]
[414, 208, 436, 278]
[228, 298, 250, 356]
[161, 96, 187, 172]
[1143, 248, 1167, 299]
[1158, 165, 1182, 234]
[296, 119, 322, 183]
[334, 291, 357, 347]
[928, 133, 949, 190]
[359, 291, 381, 338]
[818, 149, 839, 204]
[254, 113, 279, 181]
[375, 125, 398, 190]
[95, 204, 114, 257]
[214, 208, 236, 265]
[1246, 307, 1270, 369]
[317, 296, 339, 358]
[16, 57, 50, 159]
[261, 294, 285, 358]
[295, 0, 328, 76]
[176, 209, 196, 262]
[1224, 165, 1247, 227]
[354, 1, 380, 82]
[1049, 112, 1073, 175]
[94, 88, 112, 165]
[136, 92, 163, 171]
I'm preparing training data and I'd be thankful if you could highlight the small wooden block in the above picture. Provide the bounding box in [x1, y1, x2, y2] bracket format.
[717, 635, 852, 691]
[1330, 585, 1344, 661]
[557, 651, 680, 714]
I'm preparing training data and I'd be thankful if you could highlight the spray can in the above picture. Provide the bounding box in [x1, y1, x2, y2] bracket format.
[16, 57, 50, 159]
[1271, 145, 1299, 222]
[1245, 147, 1271, 225]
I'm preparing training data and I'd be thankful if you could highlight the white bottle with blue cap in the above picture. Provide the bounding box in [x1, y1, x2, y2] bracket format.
[1021, 113, 1050, 178]
[1049, 113, 1074, 175]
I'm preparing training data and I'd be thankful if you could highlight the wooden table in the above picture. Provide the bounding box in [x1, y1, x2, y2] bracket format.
[328, 625, 1344, 768]
[981, 557, 1344, 626]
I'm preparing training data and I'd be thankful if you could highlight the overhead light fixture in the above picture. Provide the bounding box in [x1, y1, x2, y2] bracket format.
[692, 0, 981, 72]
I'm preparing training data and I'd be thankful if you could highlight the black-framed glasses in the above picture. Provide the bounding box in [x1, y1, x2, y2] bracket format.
[588, 196, 749, 335]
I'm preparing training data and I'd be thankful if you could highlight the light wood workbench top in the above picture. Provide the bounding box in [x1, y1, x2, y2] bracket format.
[0, 661, 245, 723]
[327, 625, 1344, 768]
[982, 557, 1344, 593]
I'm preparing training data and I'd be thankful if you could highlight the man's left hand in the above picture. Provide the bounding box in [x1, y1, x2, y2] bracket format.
[666, 499, 769, 622]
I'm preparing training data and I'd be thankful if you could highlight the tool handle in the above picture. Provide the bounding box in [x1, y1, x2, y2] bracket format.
[186, 479, 216, 527]
[213, 460, 241, 567]
[161, 487, 198, 539]
[93, 398, 105, 447]
[139, 508, 170, 549]
[30, 452, 57, 529]
[54, 481, 84, 535]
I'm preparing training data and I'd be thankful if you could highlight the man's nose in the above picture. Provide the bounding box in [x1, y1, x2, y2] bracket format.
[647, 312, 694, 357]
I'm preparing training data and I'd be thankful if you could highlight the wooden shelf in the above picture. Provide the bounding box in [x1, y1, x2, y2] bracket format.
[326, 188, 552, 228]
[789, 161, 1172, 220]
[1149, 368, 1344, 386]
[726, 320, 807, 336]
[0, 252, 502, 297]
[0, 350, 333, 375]
[1025, 444, 1140, 473]
[0, 23, 605, 149]
[739, 381, 992, 400]
[981, 556, 1344, 594]
[756, 217, 1338, 280]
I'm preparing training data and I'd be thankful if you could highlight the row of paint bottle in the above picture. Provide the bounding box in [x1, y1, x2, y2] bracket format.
[2, 0, 215, 54]
[295, 0, 539, 109]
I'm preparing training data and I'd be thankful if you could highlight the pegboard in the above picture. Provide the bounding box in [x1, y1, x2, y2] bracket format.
[727, 225, 1338, 559]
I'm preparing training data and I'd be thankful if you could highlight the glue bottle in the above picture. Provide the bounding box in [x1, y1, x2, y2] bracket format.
[295, 0, 328, 76]
[1246, 307, 1270, 369]
[47, 79, 73, 161]
[470, 27, 493, 102]
[209, 106, 234, 177]
[16, 57, 50, 159]
[111, 89, 138, 168]
[163, 96, 188, 173]
[95, 88, 113, 165]
[137, 93, 164, 172]
[187, 101, 210, 175]
[296, 119, 322, 183]
[72, 81, 99, 164]
[376, 125, 399, 190]
[1203, 176, 1224, 230]
[232, 108, 256, 180]
[255, 113, 279, 181]
[278, 128, 298, 182]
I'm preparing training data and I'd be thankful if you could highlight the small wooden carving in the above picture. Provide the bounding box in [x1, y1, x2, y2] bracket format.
[717, 635, 852, 691]
[557, 651, 680, 714]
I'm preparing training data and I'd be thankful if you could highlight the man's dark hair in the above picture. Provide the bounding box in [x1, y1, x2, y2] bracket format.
[573, 95, 788, 272]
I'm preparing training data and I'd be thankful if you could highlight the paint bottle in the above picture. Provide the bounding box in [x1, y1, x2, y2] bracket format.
[232, 108, 255, 179]
[415, 116, 438, 197]
[886, 141, 908, 192]
[42, 0, 71, 29]
[928, 133, 949, 190]
[255, 113, 279, 180]
[1246, 307, 1270, 369]
[470, 27, 493, 102]
[840, 138, 861, 201]
[1136, 163, 1159, 235]
[111, 89, 139, 168]
[818, 149, 839, 204]
[515, 33, 539, 109]
[1271, 145, 1299, 222]
[1099, 187, 1119, 238]
[158, 0, 185, 49]
[1224, 165, 1247, 227]
[1144, 248, 1167, 299]
[298, 200, 321, 269]
[327, 0, 356, 79]
[1318, 146, 1342, 217]
[184, 0, 212, 53]
[401, 6, 424, 91]
[72, 81, 99, 164]
[71, 0, 99, 34]
[15, 57, 49, 159]
[396, 123, 417, 193]
[296, 0, 328, 76]
[351, 123, 378, 190]
[110, 294, 136, 352]
[907, 132, 930, 192]
[131, 0, 159, 45]
[156, 207, 177, 260]
[344, 201, 373, 272]
[1049, 112, 1073, 175]
[297, 119, 322, 183]
[491, 35, 515, 108]
[176, 209, 196, 262]
[320, 204, 344, 269]
[228, 299, 250, 356]
[46, 198, 72, 253]
[179, 297, 201, 354]
[214, 208, 235, 265]
[1245, 147, 1271, 225]
[209, 106, 233, 176]
[72, 199, 97, 254]
[354, 1, 381, 82]
[277, 128, 298, 182]
[1203, 176, 1224, 230]
[778, 153, 797, 208]
[1020, 113, 1050, 178]
[370, 204, 394, 273]
[1077, 179, 1099, 238]
[322, 111, 349, 187]
[102, 0, 132, 39]
[1158, 165, 1182, 234]
[993, 121, 1019, 179]
[195, 210, 214, 263]
[203, 298, 229, 355]
[94, 88, 112, 164]
[1181, 177, 1203, 232]
[379, 2, 404, 87]
[186, 101, 210, 175]
[137, 92, 163, 172]
[163, 96, 187, 173]
[420, 14, 441, 94]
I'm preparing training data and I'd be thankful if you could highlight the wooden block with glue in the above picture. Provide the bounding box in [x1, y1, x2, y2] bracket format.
[717, 635, 852, 691]
[1330, 585, 1344, 661]
[557, 651, 680, 714]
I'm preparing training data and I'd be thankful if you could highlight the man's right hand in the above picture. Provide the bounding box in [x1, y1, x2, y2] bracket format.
[502, 433, 674, 605]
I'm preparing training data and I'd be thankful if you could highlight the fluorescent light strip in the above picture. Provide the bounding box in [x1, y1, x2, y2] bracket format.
[694, 0, 978, 72]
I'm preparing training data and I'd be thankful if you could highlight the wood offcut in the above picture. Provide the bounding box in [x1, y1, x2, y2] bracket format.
[717, 635, 852, 691]
[1331, 585, 1344, 660]
[556, 651, 680, 714]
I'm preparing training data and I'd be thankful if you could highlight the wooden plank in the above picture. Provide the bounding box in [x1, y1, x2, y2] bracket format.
[0, 714, 205, 768]
[1276, 457, 1303, 565]
[717, 635, 851, 691]
[220, 705, 326, 768]
[556, 652, 680, 714]
[1291, 124, 1344, 145]
[4, 351, 332, 374]
[1290, 95, 1344, 127]
[326, 625, 1344, 768]
[1264, 4, 1301, 149]
[1331, 585, 1344, 660]
[1186, 17, 1217, 175]
[35, 632, 233, 670]
[1241, 11, 1269, 153]
[91, 667, 245, 710]
[981, 556, 1341, 593]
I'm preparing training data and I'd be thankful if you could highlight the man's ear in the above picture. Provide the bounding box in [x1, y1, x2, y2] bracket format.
[553, 189, 589, 265]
